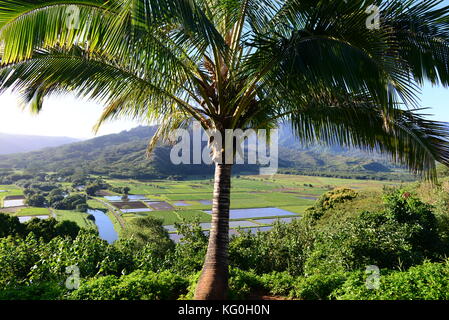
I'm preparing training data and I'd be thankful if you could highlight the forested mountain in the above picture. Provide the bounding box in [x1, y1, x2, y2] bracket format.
[0, 133, 80, 155]
[0, 126, 412, 180]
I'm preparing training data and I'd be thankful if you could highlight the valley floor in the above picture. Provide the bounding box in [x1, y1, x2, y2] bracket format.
[1, 174, 399, 241]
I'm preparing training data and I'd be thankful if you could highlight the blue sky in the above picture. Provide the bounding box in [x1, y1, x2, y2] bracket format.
[419, 0, 449, 122]
[421, 83, 449, 122]
[0, 1, 449, 139]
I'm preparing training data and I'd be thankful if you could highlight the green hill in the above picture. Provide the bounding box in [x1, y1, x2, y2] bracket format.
[0, 125, 413, 181]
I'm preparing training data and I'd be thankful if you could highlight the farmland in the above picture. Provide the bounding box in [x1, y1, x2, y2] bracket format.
[98, 174, 398, 237]
[0, 173, 399, 240]
[0, 185, 23, 207]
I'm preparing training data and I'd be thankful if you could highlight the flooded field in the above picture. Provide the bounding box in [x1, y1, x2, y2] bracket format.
[18, 215, 49, 223]
[121, 208, 152, 213]
[204, 207, 297, 219]
[174, 201, 192, 207]
[104, 195, 148, 202]
[298, 196, 318, 200]
[253, 217, 296, 224]
[148, 201, 174, 210]
[3, 199, 25, 207]
[109, 200, 152, 213]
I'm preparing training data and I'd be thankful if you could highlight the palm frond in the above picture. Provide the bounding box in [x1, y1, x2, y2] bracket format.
[0, 0, 449, 179]
[283, 89, 449, 180]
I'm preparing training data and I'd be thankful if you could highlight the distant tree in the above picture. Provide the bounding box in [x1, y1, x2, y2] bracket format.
[76, 204, 88, 213]
[25, 194, 47, 208]
[85, 184, 99, 197]
[86, 180, 109, 196]
[50, 193, 87, 210]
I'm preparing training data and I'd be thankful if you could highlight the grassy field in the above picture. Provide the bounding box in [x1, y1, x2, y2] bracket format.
[15, 207, 50, 216]
[87, 199, 109, 210]
[53, 210, 96, 229]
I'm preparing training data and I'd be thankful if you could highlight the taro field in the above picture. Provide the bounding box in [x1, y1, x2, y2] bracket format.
[96, 174, 399, 241]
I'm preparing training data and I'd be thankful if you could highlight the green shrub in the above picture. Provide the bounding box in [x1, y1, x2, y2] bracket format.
[228, 268, 262, 300]
[259, 272, 297, 297]
[0, 213, 24, 238]
[304, 190, 446, 274]
[0, 282, 65, 300]
[168, 220, 208, 275]
[28, 231, 136, 283]
[229, 219, 314, 276]
[332, 260, 449, 300]
[294, 273, 347, 300]
[178, 271, 201, 300]
[181, 269, 262, 300]
[70, 270, 189, 300]
[121, 216, 174, 250]
[306, 188, 358, 220]
[0, 234, 42, 288]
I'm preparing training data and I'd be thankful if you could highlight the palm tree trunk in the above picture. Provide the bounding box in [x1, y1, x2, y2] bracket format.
[194, 163, 232, 300]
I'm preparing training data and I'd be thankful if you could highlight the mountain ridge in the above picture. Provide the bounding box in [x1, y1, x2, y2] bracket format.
[0, 132, 81, 155]
[0, 125, 412, 181]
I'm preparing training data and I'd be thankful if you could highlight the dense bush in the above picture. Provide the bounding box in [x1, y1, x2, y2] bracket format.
[69, 270, 189, 300]
[0, 282, 64, 300]
[258, 272, 297, 297]
[305, 187, 358, 220]
[332, 260, 449, 300]
[28, 231, 136, 283]
[51, 194, 87, 211]
[304, 190, 446, 274]
[228, 268, 263, 300]
[229, 219, 314, 276]
[167, 220, 208, 275]
[24, 218, 81, 242]
[0, 234, 41, 288]
[25, 194, 47, 207]
[121, 216, 173, 250]
[294, 273, 347, 300]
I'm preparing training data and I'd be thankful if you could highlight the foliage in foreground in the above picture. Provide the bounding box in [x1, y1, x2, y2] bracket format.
[332, 260, 449, 300]
[70, 270, 189, 300]
[1, 188, 449, 300]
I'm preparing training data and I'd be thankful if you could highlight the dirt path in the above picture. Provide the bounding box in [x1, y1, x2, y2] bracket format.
[49, 208, 57, 218]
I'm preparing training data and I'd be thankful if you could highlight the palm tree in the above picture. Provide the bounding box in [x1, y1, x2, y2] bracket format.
[1, 0, 449, 299]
